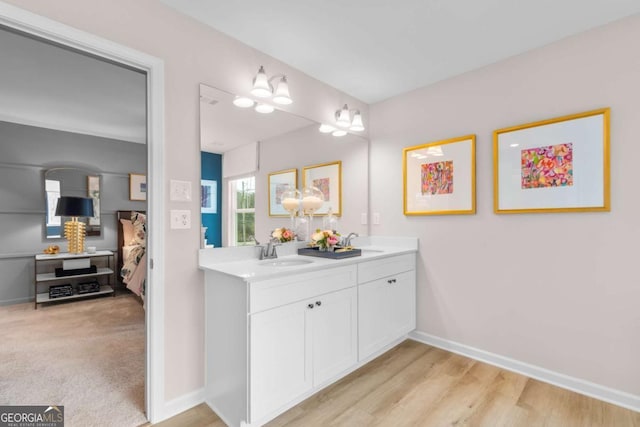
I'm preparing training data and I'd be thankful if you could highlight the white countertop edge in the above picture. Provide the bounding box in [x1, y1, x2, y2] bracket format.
[199, 236, 418, 282]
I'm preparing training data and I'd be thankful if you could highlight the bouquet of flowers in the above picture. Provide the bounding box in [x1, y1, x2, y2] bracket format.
[271, 227, 296, 243]
[311, 229, 340, 250]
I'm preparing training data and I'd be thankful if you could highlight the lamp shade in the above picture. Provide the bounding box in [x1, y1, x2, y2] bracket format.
[349, 111, 365, 131]
[272, 76, 292, 105]
[251, 65, 272, 98]
[336, 104, 351, 128]
[55, 196, 94, 218]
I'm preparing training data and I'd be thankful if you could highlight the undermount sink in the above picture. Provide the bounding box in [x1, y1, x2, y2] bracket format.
[259, 259, 313, 267]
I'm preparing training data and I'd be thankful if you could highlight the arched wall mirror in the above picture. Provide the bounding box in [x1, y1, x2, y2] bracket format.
[44, 167, 101, 239]
[199, 83, 369, 248]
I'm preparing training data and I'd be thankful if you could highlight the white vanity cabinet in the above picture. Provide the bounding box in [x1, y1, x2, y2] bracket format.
[357, 253, 416, 361]
[249, 283, 357, 423]
[201, 240, 417, 427]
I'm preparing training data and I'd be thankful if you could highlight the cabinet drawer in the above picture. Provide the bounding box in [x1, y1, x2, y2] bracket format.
[357, 253, 415, 284]
[249, 265, 357, 313]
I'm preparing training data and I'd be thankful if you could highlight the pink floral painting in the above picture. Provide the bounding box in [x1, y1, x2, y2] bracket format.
[275, 183, 287, 204]
[313, 178, 330, 201]
[521, 143, 573, 189]
[421, 161, 453, 195]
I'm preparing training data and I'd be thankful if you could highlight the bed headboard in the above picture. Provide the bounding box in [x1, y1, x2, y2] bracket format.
[116, 210, 146, 283]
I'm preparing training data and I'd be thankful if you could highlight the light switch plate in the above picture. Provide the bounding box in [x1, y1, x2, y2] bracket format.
[372, 212, 380, 225]
[170, 180, 192, 202]
[361, 213, 368, 225]
[170, 209, 191, 229]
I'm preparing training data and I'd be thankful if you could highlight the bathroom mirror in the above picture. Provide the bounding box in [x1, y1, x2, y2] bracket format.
[199, 83, 369, 247]
[44, 167, 101, 239]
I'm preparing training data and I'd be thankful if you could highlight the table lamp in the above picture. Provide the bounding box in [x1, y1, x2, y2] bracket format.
[55, 196, 94, 254]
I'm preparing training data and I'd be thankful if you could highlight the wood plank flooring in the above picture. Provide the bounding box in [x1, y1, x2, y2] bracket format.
[149, 340, 640, 427]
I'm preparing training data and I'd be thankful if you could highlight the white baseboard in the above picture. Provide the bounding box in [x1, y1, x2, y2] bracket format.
[409, 330, 640, 413]
[162, 387, 205, 422]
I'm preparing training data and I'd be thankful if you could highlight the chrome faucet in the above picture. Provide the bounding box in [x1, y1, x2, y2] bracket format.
[342, 232, 359, 247]
[259, 237, 280, 260]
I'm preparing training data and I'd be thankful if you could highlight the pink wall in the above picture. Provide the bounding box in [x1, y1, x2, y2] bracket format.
[4, 0, 366, 402]
[369, 14, 640, 395]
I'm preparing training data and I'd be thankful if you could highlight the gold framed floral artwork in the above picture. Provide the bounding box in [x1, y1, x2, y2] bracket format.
[493, 108, 610, 214]
[302, 161, 342, 216]
[268, 168, 297, 217]
[403, 135, 476, 215]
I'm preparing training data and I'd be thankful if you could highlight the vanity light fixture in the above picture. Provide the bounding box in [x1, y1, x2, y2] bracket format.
[332, 129, 347, 137]
[335, 104, 365, 132]
[250, 65, 292, 105]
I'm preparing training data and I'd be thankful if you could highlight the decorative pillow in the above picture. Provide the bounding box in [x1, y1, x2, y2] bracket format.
[120, 219, 134, 246]
[130, 211, 146, 247]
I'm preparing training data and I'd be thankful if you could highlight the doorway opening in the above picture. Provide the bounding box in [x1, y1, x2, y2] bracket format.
[0, 3, 165, 423]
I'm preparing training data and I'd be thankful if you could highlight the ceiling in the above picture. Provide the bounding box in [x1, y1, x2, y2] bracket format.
[160, 0, 640, 103]
[0, 27, 147, 144]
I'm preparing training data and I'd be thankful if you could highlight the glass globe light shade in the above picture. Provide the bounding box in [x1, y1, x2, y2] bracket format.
[272, 76, 293, 105]
[281, 188, 301, 213]
[301, 186, 324, 215]
[336, 104, 351, 128]
[349, 111, 365, 131]
[251, 66, 272, 98]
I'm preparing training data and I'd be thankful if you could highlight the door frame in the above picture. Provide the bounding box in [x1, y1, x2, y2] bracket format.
[0, 3, 166, 423]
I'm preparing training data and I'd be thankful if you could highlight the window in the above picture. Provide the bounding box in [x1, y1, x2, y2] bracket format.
[228, 176, 255, 246]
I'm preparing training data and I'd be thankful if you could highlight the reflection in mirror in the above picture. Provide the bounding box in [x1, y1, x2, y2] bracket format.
[199, 84, 369, 248]
[44, 167, 101, 239]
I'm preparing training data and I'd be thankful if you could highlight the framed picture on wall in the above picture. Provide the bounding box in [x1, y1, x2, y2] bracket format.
[87, 175, 101, 226]
[493, 108, 610, 213]
[201, 179, 217, 214]
[302, 161, 342, 216]
[268, 169, 297, 217]
[129, 173, 147, 201]
[403, 135, 476, 215]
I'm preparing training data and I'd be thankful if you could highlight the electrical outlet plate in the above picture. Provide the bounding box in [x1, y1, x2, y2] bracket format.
[170, 209, 191, 229]
[361, 213, 368, 225]
[170, 180, 192, 202]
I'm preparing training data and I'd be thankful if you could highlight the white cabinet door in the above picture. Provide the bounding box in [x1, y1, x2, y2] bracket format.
[388, 270, 416, 339]
[250, 301, 313, 423]
[312, 287, 358, 386]
[358, 270, 416, 361]
[358, 277, 390, 360]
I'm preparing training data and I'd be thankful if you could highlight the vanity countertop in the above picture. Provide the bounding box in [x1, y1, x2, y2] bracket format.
[199, 236, 418, 281]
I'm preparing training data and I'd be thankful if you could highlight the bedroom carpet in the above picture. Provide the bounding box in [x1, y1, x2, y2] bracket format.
[0, 294, 146, 427]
